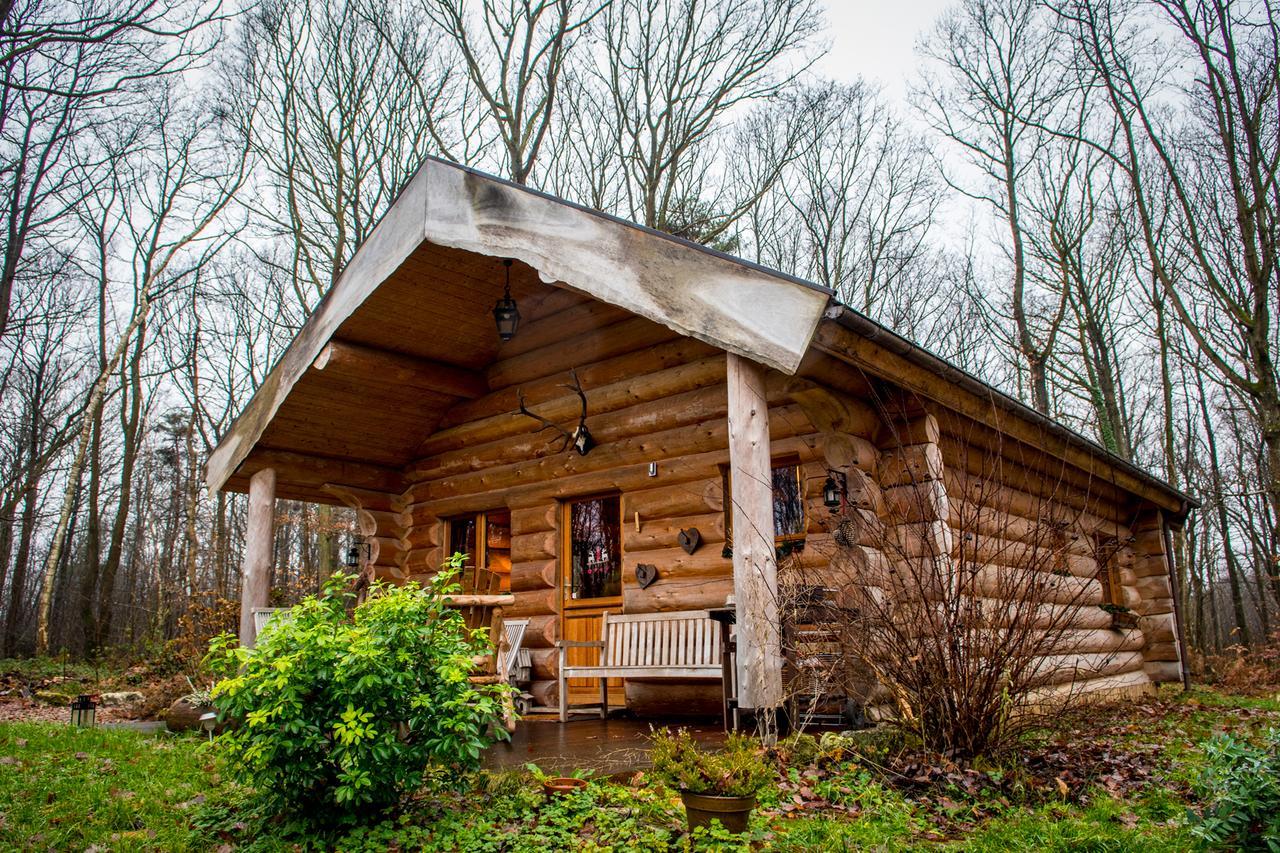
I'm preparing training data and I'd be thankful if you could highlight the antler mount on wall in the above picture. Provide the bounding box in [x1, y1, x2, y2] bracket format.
[517, 368, 595, 456]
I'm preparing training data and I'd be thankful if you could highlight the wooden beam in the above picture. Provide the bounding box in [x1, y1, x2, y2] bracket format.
[313, 339, 487, 399]
[726, 353, 783, 714]
[230, 448, 403, 497]
[239, 467, 276, 648]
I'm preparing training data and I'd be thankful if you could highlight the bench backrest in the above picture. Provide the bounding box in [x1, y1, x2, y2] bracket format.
[499, 619, 528, 681]
[601, 610, 720, 669]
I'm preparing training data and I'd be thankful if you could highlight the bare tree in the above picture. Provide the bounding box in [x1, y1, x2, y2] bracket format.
[917, 0, 1079, 414]
[0, 0, 221, 341]
[34, 87, 247, 653]
[1057, 0, 1280, 587]
[420, 0, 603, 185]
[595, 0, 820, 237]
[232, 0, 452, 315]
[781, 81, 939, 315]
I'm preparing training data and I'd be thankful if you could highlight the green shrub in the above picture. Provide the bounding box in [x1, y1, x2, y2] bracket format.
[650, 729, 772, 798]
[206, 564, 510, 821]
[1189, 727, 1280, 850]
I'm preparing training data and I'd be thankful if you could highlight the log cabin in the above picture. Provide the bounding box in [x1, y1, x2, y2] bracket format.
[206, 157, 1194, 723]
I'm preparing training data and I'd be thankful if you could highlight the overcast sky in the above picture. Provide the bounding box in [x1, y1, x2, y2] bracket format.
[815, 1, 954, 101]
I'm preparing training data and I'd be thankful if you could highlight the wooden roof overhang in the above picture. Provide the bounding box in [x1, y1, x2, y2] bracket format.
[205, 158, 833, 504]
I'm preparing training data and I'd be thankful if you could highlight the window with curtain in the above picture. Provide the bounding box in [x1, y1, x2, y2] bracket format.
[566, 496, 621, 601]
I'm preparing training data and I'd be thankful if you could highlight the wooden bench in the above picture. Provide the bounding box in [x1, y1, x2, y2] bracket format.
[557, 609, 722, 721]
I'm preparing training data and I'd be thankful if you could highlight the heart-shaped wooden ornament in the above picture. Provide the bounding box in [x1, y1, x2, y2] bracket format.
[635, 563, 659, 589]
[677, 527, 702, 555]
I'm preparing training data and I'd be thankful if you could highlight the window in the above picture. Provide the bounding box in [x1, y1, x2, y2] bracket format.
[445, 510, 511, 592]
[563, 495, 621, 602]
[1094, 536, 1122, 605]
[723, 460, 808, 556]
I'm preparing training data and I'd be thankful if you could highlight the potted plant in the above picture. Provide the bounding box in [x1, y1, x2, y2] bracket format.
[1100, 603, 1139, 630]
[526, 763, 590, 798]
[651, 729, 771, 835]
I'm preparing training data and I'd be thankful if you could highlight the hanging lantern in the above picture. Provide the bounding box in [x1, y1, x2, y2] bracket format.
[345, 538, 372, 569]
[822, 471, 846, 512]
[493, 259, 520, 342]
[70, 694, 97, 728]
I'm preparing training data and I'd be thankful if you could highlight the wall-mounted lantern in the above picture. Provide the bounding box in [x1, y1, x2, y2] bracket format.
[70, 694, 97, 728]
[345, 538, 372, 569]
[493, 259, 520, 342]
[822, 470, 847, 512]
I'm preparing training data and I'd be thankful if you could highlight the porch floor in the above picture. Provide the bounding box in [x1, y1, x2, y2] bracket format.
[482, 717, 725, 777]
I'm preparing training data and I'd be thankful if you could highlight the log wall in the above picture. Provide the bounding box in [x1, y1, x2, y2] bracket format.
[370, 300, 1180, 714]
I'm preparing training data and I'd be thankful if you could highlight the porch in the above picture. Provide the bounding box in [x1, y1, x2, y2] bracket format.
[482, 717, 725, 777]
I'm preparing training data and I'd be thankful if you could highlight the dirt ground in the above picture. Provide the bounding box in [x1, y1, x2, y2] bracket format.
[0, 662, 191, 725]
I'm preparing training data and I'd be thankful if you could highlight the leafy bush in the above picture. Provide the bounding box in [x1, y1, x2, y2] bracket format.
[650, 729, 772, 798]
[206, 565, 510, 821]
[1189, 727, 1280, 850]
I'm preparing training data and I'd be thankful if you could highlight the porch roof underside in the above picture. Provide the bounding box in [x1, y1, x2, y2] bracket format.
[206, 157, 833, 504]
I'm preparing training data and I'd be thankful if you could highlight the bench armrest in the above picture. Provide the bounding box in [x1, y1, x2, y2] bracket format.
[556, 640, 605, 648]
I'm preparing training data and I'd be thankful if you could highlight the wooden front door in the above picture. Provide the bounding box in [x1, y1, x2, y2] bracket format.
[561, 495, 624, 702]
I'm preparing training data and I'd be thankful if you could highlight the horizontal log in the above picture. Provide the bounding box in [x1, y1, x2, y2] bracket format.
[529, 679, 559, 709]
[1133, 554, 1170, 579]
[624, 512, 726, 552]
[511, 530, 558, 562]
[1144, 641, 1180, 662]
[402, 548, 444, 574]
[942, 466, 1131, 537]
[414, 380, 734, 479]
[952, 533, 1099, 579]
[795, 351, 878, 411]
[820, 432, 880, 474]
[497, 298, 631, 360]
[509, 589, 558, 618]
[510, 559, 557, 593]
[314, 339, 487, 399]
[442, 593, 515, 607]
[1028, 668, 1153, 706]
[1029, 651, 1146, 688]
[1139, 611, 1176, 644]
[624, 681, 723, 717]
[511, 504, 558, 535]
[405, 432, 826, 522]
[487, 315, 681, 390]
[321, 483, 406, 516]
[968, 563, 1102, 607]
[878, 413, 940, 448]
[1134, 575, 1172, 601]
[785, 382, 882, 438]
[441, 337, 721, 430]
[939, 443, 1130, 530]
[623, 479, 723, 521]
[882, 480, 948, 523]
[878, 443, 944, 487]
[403, 521, 443, 550]
[621, 546, 732, 582]
[411, 401, 810, 504]
[623, 577, 735, 614]
[522, 615, 559, 649]
[1144, 661, 1182, 683]
[529, 648, 558, 681]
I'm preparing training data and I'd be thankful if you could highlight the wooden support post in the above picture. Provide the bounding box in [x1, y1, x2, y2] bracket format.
[238, 467, 277, 647]
[726, 354, 782, 716]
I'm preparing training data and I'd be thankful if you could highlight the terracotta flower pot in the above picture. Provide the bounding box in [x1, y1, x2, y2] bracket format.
[679, 790, 756, 834]
[541, 777, 588, 798]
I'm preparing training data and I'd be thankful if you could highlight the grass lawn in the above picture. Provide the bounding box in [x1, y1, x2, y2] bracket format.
[0, 686, 1275, 851]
